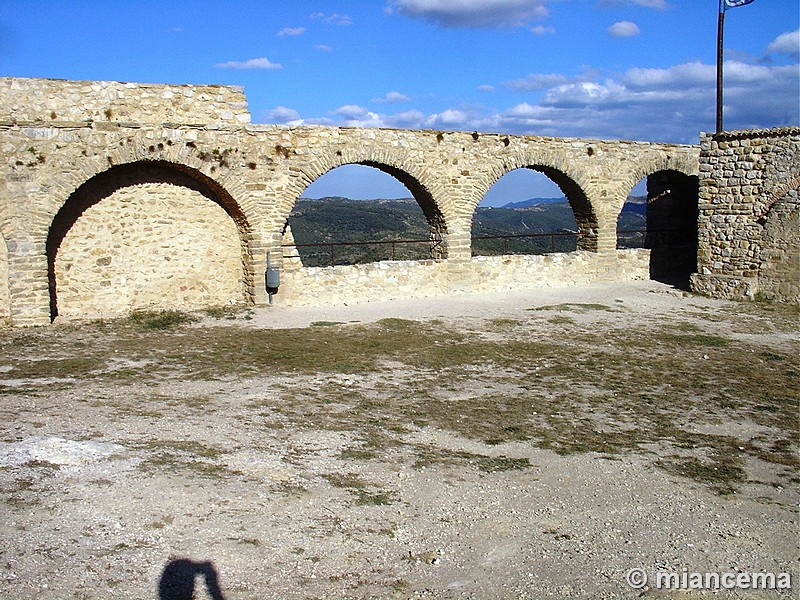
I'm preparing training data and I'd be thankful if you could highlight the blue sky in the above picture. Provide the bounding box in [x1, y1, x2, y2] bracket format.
[2, 0, 798, 204]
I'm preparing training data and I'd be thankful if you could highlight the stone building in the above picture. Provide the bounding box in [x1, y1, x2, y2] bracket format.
[691, 127, 800, 303]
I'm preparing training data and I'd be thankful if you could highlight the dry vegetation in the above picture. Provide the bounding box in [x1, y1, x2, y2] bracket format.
[0, 287, 797, 598]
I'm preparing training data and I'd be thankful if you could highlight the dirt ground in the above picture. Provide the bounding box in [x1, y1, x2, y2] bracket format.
[0, 280, 797, 599]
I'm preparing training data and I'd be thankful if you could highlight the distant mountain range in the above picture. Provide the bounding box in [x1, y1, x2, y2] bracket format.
[290, 196, 646, 266]
[499, 197, 568, 208]
[499, 195, 647, 210]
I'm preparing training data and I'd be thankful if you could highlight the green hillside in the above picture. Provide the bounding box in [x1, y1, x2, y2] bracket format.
[288, 197, 647, 266]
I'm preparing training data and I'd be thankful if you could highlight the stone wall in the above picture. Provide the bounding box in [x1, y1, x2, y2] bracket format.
[0, 234, 9, 323]
[279, 250, 651, 307]
[0, 77, 701, 325]
[53, 183, 244, 319]
[0, 77, 250, 125]
[691, 127, 800, 303]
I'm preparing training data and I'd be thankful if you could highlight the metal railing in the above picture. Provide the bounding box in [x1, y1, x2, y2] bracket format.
[282, 238, 437, 267]
[616, 228, 696, 250]
[284, 229, 693, 268]
[471, 231, 579, 255]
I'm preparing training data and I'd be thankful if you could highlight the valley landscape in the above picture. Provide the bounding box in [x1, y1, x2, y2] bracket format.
[287, 197, 647, 267]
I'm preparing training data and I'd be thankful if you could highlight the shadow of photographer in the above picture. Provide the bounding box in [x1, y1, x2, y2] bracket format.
[158, 558, 226, 600]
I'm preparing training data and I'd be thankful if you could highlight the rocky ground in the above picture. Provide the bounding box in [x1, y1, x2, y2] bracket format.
[0, 280, 797, 599]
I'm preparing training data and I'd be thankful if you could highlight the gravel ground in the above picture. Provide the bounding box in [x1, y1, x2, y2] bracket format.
[0, 280, 797, 599]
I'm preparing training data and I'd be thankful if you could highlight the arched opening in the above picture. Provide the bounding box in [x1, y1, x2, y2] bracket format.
[0, 233, 10, 325]
[47, 161, 251, 321]
[618, 170, 699, 287]
[285, 163, 446, 267]
[616, 178, 647, 249]
[757, 186, 799, 303]
[472, 167, 596, 256]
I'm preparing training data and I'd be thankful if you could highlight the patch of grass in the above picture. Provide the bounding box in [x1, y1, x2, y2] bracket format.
[676, 333, 731, 347]
[488, 318, 521, 328]
[129, 309, 197, 330]
[412, 446, 530, 473]
[355, 489, 396, 506]
[548, 315, 575, 325]
[0, 356, 105, 380]
[657, 454, 746, 495]
[321, 471, 397, 505]
[203, 305, 244, 320]
[377, 318, 417, 330]
[310, 321, 344, 327]
[475, 455, 531, 473]
[529, 303, 619, 313]
[134, 439, 235, 479]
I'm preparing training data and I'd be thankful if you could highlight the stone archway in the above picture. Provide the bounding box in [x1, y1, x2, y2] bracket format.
[644, 170, 699, 284]
[47, 160, 252, 320]
[477, 162, 598, 254]
[758, 186, 799, 303]
[282, 157, 447, 266]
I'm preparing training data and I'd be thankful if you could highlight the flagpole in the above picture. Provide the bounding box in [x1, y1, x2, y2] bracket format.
[716, 0, 725, 133]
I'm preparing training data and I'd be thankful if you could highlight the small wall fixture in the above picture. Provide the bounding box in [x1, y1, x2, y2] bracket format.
[265, 251, 280, 305]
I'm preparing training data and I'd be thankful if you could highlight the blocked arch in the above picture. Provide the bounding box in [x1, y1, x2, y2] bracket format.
[47, 160, 253, 320]
[477, 156, 598, 251]
[279, 151, 448, 260]
[756, 177, 799, 303]
[757, 175, 800, 224]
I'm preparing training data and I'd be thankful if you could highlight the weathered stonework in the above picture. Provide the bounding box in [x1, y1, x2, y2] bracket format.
[0, 77, 250, 126]
[690, 127, 800, 303]
[279, 250, 653, 307]
[0, 77, 704, 325]
[54, 183, 244, 319]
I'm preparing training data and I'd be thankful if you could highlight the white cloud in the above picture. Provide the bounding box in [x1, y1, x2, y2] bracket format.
[373, 91, 412, 103]
[608, 21, 640, 37]
[311, 12, 353, 25]
[261, 60, 796, 145]
[388, 0, 549, 28]
[265, 106, 302, 124]
[316, 44, 333, 52]
[437, 108, 470, 125]
[214, 57, 282, 70]
[277, 27, 306, 36]
[333, 104, 370, 118]
[477, 84, 496, 92]
[767, 29, 800, 60]
[623, 61, 714, 89]
[386, 110, 427, 127]
[503, 73, 569, 91]
[530, 25, 555, 35]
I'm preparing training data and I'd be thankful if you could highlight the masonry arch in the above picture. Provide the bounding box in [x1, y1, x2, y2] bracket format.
[757, 180, 799, 302]
[281, 156, 447, 266]
[475, 161, 598, 253]
[472, 168, 580, 256]
[618, 162, 699, 285]
[47, 160, 253, 320]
